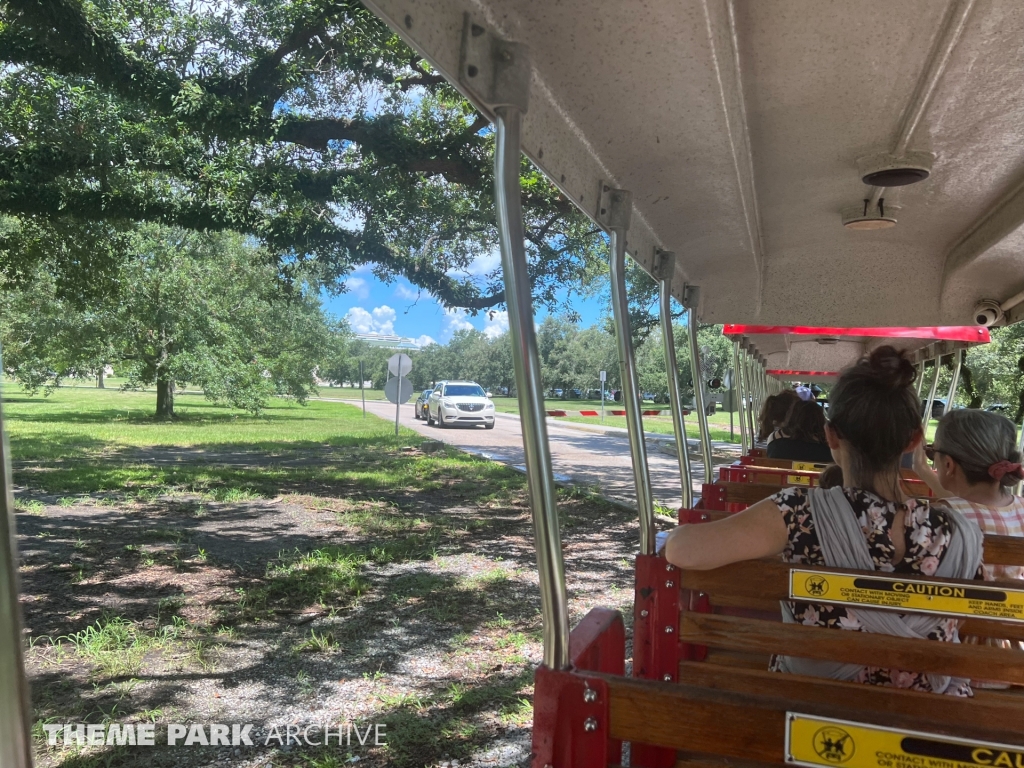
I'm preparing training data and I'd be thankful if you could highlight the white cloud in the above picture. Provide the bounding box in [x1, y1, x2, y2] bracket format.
[344, 276, 370, 300]
[415, 335, 437, 348]
[346, 305, 396, 335]
[465, 248, 502, 277]
[442, 307, 475, 338]
[483, 310, 510, 339]
[447, 248, 502, 278]
[394, 283, 420, 301]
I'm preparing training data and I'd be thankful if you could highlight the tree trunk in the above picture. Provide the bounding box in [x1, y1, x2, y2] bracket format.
[97, 368, 105, 388]
[155, 375, 175, 419]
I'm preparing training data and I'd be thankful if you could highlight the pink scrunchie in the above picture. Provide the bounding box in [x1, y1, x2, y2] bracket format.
[988, 460, 1024, 481]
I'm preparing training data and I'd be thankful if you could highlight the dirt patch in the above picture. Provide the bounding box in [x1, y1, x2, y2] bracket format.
[19, 453, 644, 768]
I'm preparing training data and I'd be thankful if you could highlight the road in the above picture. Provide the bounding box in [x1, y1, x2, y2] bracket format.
[347, 399, 738, 511]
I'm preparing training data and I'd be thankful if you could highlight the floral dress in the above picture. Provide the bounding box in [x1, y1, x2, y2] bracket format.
[768, 486, 980, 696]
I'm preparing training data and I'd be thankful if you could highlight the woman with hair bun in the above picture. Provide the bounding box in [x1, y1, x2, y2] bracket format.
[912, 408, 1024, 687]
[757, 389, 801, 443]
[662, 346, 984, 696]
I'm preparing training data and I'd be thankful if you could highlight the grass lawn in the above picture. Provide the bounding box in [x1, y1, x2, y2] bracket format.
[8, 385, 639, 768]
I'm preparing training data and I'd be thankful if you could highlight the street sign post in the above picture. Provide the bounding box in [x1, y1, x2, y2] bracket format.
[386, 354, 414, 436]
[359, 360, 366, 418]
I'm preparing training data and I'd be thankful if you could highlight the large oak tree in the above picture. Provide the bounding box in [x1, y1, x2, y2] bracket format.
[0, 0, 605, 315]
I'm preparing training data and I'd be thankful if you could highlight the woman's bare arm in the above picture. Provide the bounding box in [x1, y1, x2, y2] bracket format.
[911, 443, 951, 499]
[663, 497, 790, 571]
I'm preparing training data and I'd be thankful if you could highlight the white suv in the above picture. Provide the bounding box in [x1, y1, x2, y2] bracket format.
[427, 381, 496, 429]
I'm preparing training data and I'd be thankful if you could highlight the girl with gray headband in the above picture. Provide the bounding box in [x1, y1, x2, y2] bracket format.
[913, 408, 1024, 688]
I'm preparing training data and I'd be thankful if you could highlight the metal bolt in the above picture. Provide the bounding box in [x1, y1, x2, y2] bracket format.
[499, 49, 512, 62]
[664, 625, 674, 634]
[640, 609, 649, 617]
[698, 592, 706, 598]
[665, 564, 676, 572]
[583, 688, 597, 703]
[663, 673, 672, 681]
[467, 65, 479, 77]
[583, 717, 598, 732]
[700, 514, 709, 521]
[665, 580, 675, 588]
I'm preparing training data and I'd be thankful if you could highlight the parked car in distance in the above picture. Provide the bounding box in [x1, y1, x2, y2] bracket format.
[985, 403, 1012, 414]
[921, 398, 947, 419]
[428, 381, 496, 429]
[413, 389, 433, 420]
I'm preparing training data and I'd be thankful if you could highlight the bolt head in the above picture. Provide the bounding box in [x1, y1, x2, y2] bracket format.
[665, 564, 676, 572]
[700, 514, 709, 521]
[664, 625, 674, 633]
[663, 673, 672, 681]
[640, 609, 649, 617]
[665, 580, 675, 588]
[583, 717, 598, 732]
[583, 688, 597, 703]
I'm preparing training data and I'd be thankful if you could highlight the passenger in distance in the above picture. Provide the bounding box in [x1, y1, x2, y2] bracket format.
[662, 346, 984, 695]
[912, 408, 1024, 687]
[765, 399, 833, 464]
[757, 390, 800, 445]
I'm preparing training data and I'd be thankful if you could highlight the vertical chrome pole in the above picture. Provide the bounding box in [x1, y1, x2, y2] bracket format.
[743, 350, 756, 442]
[606, 189, 655, 554]
[922, 358, 941, 432]
[944, 349, 962, 414]
[915, 361, 925, 398]
[687, 308, 715, 485]
[0, 360, 32, 767]
[494, 105, 569, 670]
[1016, 415, 1024, 497]
[656, 255, 692, 509]
[734, 341, 749, 454]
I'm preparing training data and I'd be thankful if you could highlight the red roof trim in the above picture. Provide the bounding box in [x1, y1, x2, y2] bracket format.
[723, 325, 990, 343]
[768, 369, 841, 378]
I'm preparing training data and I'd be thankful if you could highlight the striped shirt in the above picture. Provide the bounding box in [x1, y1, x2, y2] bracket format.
[937, 495, 1024, 582]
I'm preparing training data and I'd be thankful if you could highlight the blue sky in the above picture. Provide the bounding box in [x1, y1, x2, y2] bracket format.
[323, 257, 607, 346]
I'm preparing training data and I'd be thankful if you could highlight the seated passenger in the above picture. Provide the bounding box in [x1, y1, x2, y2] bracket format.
[912, 408, 1024, 687]
[757, 390, 800, 445]
[766, 399, 834, 463]
[664, 346, 984, 695]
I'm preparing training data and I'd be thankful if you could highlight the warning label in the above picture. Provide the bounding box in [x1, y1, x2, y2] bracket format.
[786, 713, 1024, 768]
[787, 474, 812, 486]
[788, 569, 1024, 623]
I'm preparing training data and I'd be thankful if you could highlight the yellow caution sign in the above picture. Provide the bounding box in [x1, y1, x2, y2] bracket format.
[789, 568, 1024, 623]
[787, 474, 812, 486]
[786, 712, 1024, 768]
[793, 462, 827, 472]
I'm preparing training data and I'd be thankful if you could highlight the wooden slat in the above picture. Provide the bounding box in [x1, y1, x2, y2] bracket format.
[680, 511, 1024, 567]
[681, 612, 1024, 683]
[706, 482, 780, 505]
[604, 670, 1024, 759]
[681, 558, 1024, 638]
[675, 662, 1024, 735]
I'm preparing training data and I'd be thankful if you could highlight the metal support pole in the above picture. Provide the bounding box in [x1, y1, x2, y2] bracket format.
[945, 349, 963, 416]
[359, 360, 366, 417]
[743, 350, 756, 442]
[494, 105, 569, 670]
[915, 362, 925, 398]
[0, 366, 32, 766]
[605, 188, 656, 554]
[655, 253, 692, 509]
[686, 305, 715, 485]
[734, 341, 748, 454]
[1017, 416, 1024, 497]
[922, 359, 941, 431]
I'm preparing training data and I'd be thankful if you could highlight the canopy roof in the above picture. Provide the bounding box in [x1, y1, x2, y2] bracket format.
[724, 324, 990, 380]
[366, 0, 1024, 328]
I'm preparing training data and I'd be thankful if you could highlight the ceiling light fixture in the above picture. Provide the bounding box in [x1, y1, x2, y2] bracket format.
[842, 199, 898, 230]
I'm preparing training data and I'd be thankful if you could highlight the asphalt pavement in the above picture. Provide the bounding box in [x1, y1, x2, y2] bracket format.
[343, 399, 739, 511]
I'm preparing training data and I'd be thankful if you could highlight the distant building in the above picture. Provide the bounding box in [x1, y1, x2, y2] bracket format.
[353, 332, 421, 351]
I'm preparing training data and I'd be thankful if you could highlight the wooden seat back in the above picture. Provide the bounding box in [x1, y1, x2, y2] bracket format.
[677, 513, 1024, 679]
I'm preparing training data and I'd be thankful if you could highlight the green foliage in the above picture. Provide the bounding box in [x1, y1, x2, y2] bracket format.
[0, 225, 347, 416]
[0, 0, 605, 314]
